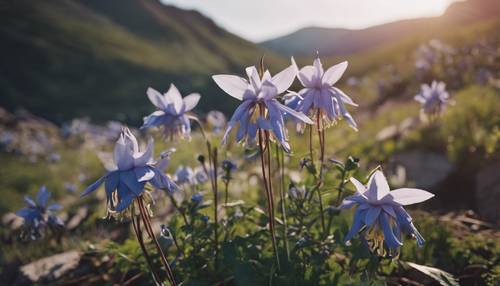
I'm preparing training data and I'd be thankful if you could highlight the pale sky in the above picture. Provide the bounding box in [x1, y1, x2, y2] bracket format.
[161, 0, 458, 42]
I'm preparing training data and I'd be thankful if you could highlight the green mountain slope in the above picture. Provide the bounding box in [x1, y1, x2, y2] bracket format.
[0, 0, 285, 123]
[261, 0, 500, 56]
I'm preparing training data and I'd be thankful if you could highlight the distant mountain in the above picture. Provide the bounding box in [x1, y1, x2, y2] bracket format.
[0, 0, 285, 123]
[261, 0, 500, 57]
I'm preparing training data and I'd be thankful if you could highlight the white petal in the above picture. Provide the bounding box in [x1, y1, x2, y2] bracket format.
[114, 133, 134, 170]
[212, 75, 248, 100]
[271, 64, 296, 94]
[164, 84, 183, 114]
[147, 87, 167, 109]
[183, 93, 201, 112]
[322, 61, 348, 86]
[349, 177, 366, 193]
[389, 188, 435, 205]
[313, 57, 324, 78]
[365, 171, 390, 202]
[277, 103, 314, 124]
[246, 66, 261, 91]
[297, 65, 315, 87]
[134, 139, 154, 167]
[331, 87, 358, 106]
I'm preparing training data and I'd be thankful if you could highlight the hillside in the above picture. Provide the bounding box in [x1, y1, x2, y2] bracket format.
[261, 0, 500, 56]
[0, 0, 285, 124]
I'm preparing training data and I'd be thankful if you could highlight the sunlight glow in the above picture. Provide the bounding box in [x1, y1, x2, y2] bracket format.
[161, 0, 458, 42]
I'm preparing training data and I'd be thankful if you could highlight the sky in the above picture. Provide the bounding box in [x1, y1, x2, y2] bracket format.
[161, 0, 458, 42]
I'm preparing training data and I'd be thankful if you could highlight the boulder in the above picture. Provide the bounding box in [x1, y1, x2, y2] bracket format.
[475, 163, 500, 223]
[19, 250, 81, 283]
[390, 151, 454, 189]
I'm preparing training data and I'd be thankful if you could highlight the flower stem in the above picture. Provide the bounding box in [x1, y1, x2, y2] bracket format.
[258, 128, 280, 271]
[138, 197, 177, 286]
[275, 143, 290, 263]
[131, 204, 163, 286]
[315, 110, 326, 235]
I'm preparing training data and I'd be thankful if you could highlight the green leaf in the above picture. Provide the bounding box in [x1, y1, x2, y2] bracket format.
[405, 262, 459, 286]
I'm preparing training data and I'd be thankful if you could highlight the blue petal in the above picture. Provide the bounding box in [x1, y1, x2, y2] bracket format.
[120, 170, 145, 196]
[105, 171, 119, 197]
[47, 203, 62, 211]
[81, 176, 106, 197]
[344, 207, 367, 242]
[36, 186, 50, 208]
[116, 193, 136, 212]
[24, 196, 36, 208]
[134, 166, 155, 182]
[150, 168, 179, 193]
[379, 212, 403, 250]
[364, 206, 381, 226]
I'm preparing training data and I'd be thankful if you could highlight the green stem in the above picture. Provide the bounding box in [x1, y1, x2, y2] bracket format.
[258, 128, 280, 271]
[275, 143, 290, 262]
[315, 110, 326, 235]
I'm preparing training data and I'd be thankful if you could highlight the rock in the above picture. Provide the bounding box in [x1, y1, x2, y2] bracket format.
[2, 212, 23, 230]
[66, 206, 89, 231]
[19, 250, 81, 283]
[375, 117, 418, 142]
[475, 163, 500, 223]
[390, 151, 454, 189]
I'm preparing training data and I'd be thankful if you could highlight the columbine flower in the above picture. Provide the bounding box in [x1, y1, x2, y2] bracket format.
[340, 170, 434, 255]
[141, 84, 201, 140]
[414, 81, 450, 115]
[292, 57, 358, 130]
[81, 127, 179, 212]
[206, 110, 227, 133]
[16, 186, 63, 239]
[175, 166, 195, 185]
[288, 184, 306, 200]
[212, 62, 313, 152]
[191, 192, 203, 204]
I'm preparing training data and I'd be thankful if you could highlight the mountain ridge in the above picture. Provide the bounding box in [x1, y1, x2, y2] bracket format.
[260, 0, 500, 56]
[0, 0, 285, 123]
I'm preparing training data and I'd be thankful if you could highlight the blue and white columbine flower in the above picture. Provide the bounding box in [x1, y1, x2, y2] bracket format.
[414, 81, 450, 115]
[81, 128, 179, 212]
[16, 186, 63, 238]
[175, 166, 195, 185]
[141, 84, 201, 140]
[291, 57, 357, 130]
[212, 62, 313, 152]
[340, 170, 434, 254]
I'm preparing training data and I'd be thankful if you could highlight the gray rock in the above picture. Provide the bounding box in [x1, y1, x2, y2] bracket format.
[66, 206, 89, 231]
[20, 250, 81, 282]
[475, 163, 500, 223]
[391, 151, 454, 189]
[2, 212, 23, 230]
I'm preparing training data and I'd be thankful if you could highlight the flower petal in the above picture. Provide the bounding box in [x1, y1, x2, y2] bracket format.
[36, 186, 50, 207]
[120, 170, 145, 196]
[81, 176, 105, 197]
[135, 166, 155, 182]
[147, 87, 167, 109]
[133, 139, 154, 167]
[212, 75, 248, 100]
[183, 93, 201, 112]
[365, 170, 390, 202]
[344, 208, 366, 242]
[276, 102, 314, 124]
[389, 188, 435, 205]
[246, 66, 261, 91]
[105, 171, 119, 196]
[297, 66, 315, 87]
[271, 64, 296, 94]
[349, 177, 366, 193]
[322, 61, 348, 86]
[379, 212, 403, 249]
[164, 84, 183, 114]
[364, 206, 381, 226]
